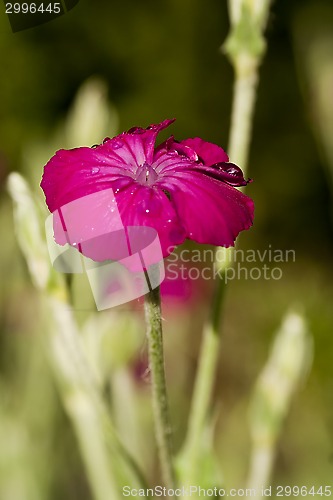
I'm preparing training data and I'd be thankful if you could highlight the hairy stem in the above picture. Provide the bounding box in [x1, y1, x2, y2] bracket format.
[145, 286, 175, 491]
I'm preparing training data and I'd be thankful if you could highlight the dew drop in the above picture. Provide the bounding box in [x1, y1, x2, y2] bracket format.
[112, 139, 123, 149]
[210, 161, 247, 185]
[211, 162, 242, 176]
[128, 126, 145, 134]
[103, 137, 111, 144]
[136, 196, 163, 216]
[91, 167, 100, 174]
[224, 165, 241, 176]
[128, 126, 139, 133]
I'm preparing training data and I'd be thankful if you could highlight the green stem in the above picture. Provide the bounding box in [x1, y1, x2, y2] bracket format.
[228, 55, 260, 168]
[247, 444, 275, 498]
[181, 62, 259, 483]
[144, 286, 175, 490]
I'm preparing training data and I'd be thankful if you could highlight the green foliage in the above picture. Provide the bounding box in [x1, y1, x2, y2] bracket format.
[0, 0, 333, 498]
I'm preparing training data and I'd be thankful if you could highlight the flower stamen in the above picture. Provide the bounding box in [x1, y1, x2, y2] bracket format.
[136, 162, 158, 186]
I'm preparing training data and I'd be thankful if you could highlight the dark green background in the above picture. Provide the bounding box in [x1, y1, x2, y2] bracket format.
[0, 0, 332, 498]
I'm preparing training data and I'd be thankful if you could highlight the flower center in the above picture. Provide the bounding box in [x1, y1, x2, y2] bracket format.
[135, 162, 158, 186]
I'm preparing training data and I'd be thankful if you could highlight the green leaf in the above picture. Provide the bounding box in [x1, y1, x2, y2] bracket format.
[7, 173, 50, 290]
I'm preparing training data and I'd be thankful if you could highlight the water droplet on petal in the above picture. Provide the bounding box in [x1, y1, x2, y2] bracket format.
[103, 137, 111, 144]
[137, 196, 163, 216]
[211, 162, 242, 176]
[171, 142, 198, 161]
[91, 167, 100, 174]
[128, 126, 145, 134]
[112, 139, 123, 149]
[210, 162, 247, 186]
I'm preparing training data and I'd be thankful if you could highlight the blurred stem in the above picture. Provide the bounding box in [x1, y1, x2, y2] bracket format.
[246, 310, 312, 496]
[45, 294, 121, 500]
[228, 54, 260, 171]
[181, 0, 272, 484]
[179, 273, 226, 484]
[246, 445, 274, 496]
[144, 286, 175, 491]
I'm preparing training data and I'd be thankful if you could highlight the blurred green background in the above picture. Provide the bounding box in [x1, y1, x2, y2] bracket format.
[0, 0, 333, 498]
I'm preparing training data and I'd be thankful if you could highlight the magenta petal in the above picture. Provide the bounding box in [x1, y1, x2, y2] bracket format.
[114, 183, 186, 257]
[179, 137, 229, 166]
[123, 118, 175, 165]
[41, 119, 255, 266]
[52, 182, 186, 265]
[160, 171, 254, 247]
[185, 163, 250, 187]
[41, 146, 133, 213]
[160, 136, 200, 162]
[52, 188, 131, 262]
[41, 120, 176, 214]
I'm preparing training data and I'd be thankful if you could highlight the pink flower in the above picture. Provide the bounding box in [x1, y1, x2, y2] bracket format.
[41, 119, 254, 259]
